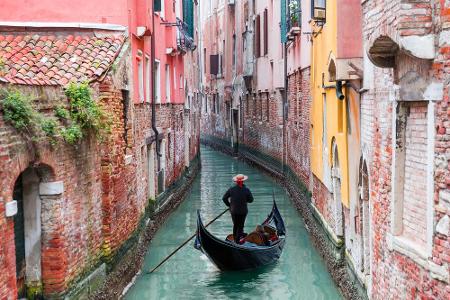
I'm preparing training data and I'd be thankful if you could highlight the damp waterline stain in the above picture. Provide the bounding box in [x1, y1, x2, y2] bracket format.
[125, 146, 342, 299]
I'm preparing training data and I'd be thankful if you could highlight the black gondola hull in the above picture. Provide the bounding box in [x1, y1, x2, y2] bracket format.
[195, 201, 286, 271]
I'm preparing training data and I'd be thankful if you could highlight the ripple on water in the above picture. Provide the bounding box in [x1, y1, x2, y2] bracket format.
[125, 146, 342, 300]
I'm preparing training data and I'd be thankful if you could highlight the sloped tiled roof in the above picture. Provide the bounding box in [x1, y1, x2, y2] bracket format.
[0, 33, 125, 86]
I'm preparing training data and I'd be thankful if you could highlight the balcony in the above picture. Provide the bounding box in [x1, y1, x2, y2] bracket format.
[286, 0, 301, 39]
[176, 18, 196, 53]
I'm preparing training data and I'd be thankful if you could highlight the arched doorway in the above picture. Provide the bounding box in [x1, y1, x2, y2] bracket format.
[12, 164, 55, 299]
[331, 140, 344, 238]
[358, 159, 370, 275]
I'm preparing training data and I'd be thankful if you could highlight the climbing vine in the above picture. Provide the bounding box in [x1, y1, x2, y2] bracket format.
[63, 82, 111, 143]
[1, 89, 38, 134]
[0, 82, 111, 146]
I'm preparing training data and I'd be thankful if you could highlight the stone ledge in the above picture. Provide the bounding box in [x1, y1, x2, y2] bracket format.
[311, 202, 344, 249]
[388, 234, 449, 283]
[399, 34, 435, 60]
[39, 181, 64, 196]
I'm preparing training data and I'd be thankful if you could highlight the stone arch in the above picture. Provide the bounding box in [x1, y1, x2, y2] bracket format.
[331, 138, 344, 238]
[11, 162, 61, 298]
[367, 35, 399, 68]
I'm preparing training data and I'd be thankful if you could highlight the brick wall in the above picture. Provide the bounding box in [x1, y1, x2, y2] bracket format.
[241, 91, 283, 166]
[286, 67, 311, 185]
[362, 0, 450, 298]
[0, 85, 111, 297]
[0, 77, 198, 299]
[403, 102, 428, 246]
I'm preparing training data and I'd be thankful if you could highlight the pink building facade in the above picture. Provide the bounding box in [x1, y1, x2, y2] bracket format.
[200, 0, 286, 170]
[0, 0, 186, 106]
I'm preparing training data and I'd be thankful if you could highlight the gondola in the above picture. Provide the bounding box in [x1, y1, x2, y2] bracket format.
[194, 201, 286, 271]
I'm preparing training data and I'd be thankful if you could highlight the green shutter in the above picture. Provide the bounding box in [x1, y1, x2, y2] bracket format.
[154, 0, 161, 12]
[280, 0, 287, 43]
[183, 0, 194, 38]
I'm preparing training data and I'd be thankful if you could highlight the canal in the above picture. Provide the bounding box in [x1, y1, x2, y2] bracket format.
[125, 146, 342, 299]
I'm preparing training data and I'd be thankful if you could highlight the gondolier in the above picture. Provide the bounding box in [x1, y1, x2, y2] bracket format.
[222, 174, 254, 244]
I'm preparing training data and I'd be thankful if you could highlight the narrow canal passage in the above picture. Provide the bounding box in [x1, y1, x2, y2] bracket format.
[125, 146, 342, 299]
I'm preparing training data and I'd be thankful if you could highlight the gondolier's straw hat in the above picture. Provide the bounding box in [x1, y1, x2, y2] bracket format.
[233, 174, 248, 182]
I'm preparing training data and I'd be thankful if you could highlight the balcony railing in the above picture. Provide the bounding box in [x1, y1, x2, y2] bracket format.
[176, 18, 195, 52]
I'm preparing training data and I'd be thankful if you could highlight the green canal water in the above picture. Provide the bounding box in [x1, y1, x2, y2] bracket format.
[125, 146, 342, 300]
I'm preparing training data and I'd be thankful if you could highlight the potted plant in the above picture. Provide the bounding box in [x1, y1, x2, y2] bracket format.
[289, 0, 300, 27]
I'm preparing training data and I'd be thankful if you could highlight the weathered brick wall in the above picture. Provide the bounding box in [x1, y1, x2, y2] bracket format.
[188, 98, 201, 161]
[133, 102, 153, 210]
[0, 85, 109, 297]
[157, 104, 186, 187]
[362, 0, 450, 298]
[99, 76, 140, 259]
[311, 174, 336, 232]
[286, 67, 311, 185]
[0, 81, 198, 299]
[241, 92, 284, 164]
[403, 102, 428, 246]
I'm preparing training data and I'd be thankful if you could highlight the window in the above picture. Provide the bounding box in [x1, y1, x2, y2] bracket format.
[217, 94, 220, 115]
[165, 64, 171, 103]
[239, 97, 243, 129]
[392, 102, 433, 254]
[168, 133, 171, 159]
[245, 94, 249, 116]
[221, 40, 225, 76]
[137, 51, 144, 102]
[145, 56, 150, 102]
[263, 9, 268, 55]
[259, 93, 263, 121]
[266, 93, 270, 122]
[204, 48, 207, 73]
[255, 15, 261, 57]
[311, 0, 326, 23]
[210, 54, 219, 75]
[154, 0, 161, 12]
[338, 98, 344, 133]
[253, 94, 257, 117]
[154, 60, 161, 103]
[173, 66, 177, 89]
[232, 34, 236, 70]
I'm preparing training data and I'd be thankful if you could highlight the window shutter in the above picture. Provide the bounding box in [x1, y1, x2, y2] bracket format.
[281, 0, 287, 43]
[210, 54, 219, 75]
[183, 0, 194, 37]
[264, 9, 268, 55]
[255, 14, 261, 57]
[154, 0, 161, 12]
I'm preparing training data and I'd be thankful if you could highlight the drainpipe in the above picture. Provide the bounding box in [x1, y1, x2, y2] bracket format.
[151, 5, 161, 162]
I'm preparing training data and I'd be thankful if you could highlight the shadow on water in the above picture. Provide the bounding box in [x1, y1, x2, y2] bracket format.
[202, 264, 281, 300]
[205, 263, 277, 290]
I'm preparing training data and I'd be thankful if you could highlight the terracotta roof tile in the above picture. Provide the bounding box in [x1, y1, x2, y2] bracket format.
[0, 33, 125, 86]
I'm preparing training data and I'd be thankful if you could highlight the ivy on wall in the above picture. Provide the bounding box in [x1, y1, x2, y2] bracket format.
[0, 82, 111, 146]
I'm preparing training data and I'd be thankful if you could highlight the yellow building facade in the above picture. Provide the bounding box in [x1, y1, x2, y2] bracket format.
[310, 0, 350, 207]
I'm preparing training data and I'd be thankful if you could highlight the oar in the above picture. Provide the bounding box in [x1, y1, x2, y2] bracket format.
[147, 208, 229, 274]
